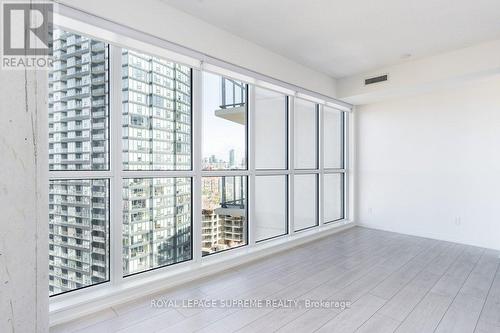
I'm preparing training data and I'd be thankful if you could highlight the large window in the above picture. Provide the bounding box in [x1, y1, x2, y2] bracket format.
[255, 175, 288, 241]
[48, 23, 350, 299]
[255, 87, 288, 170]
[322, 105, 345, 224]
[323, 173, 344, 223]
[49, 30, 109, 171]
[294, 98, 318, 169]
[123, 178, 192, 275]
[48, 29, 111, 296]
[120, 48, 193, 276]
[202, 176, 247, 255]
[324, 106, 344, 169]
[202, 73, 246, 170]
[122, 49, 192, 170]
[293, 174, 318, 231]
[48, 179, 109, 296]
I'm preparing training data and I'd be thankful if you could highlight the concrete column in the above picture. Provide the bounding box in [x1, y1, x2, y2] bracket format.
[0, 65, 48, 332]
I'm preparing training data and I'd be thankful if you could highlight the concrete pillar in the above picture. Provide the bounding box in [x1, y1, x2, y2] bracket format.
[0, 65, 48, 332]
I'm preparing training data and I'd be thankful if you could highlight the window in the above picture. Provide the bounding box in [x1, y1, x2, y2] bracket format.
[48, 28, 110, 296]
[255, 87, 288, 170]
[255, 176, 288, 241]
[294, 98, 318, 169]
[121, 48, 194, 276]
[48, 29, 110, 171]
[324, 106, 344, 169]
[202, 176, 247, 255]
[202, 73, 247, 170]
[122, 178, 192, 276]
[47, 21, 350, 300]
[323, 105, 345, 224]
[323, 173, 344, 223]
[122, 49, 192, 170]
[48, 179, 110, 296]
[293, 174, 318, 231]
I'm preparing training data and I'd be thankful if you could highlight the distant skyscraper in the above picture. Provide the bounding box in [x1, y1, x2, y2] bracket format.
[229, 149, 235, 168]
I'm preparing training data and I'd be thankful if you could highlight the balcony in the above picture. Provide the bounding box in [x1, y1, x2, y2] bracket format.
[214, 78, 246, 125]
[91, 42, 105, 52]
[92, 235, 105, 243]
[92, 247, 106, 255]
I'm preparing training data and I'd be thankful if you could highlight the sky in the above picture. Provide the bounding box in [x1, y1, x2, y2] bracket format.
[202, 72, 246, 163]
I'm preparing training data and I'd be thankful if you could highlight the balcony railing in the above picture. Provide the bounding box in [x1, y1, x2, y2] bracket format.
[220, 176, 246, 209]
[220, 78, 246, 109]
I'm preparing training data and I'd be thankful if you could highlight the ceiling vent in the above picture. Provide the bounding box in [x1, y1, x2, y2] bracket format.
[365, 74, 388, 85]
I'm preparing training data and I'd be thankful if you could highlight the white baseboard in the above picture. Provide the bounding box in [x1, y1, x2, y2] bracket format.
[357, 222, 500, 251]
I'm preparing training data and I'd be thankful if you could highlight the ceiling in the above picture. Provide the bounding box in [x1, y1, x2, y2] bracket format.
[161, 0, 500, 78]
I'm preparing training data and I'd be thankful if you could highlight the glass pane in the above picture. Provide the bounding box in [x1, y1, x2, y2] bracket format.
[202, 73, 247, 170]
[294, 99, 317, 169]
[122, 50, 192, 170]
[202, 176, 247, 255]
[293, 174, 317, 231]
[255, 176, 287, 241]
[48, 29, 109, 171]
[122, 178, 192, 276]
[324, 106, 343, 169]
[255, 87, 287, 170]
[324, 173, 344, 223]
[48, 179, 109, 296]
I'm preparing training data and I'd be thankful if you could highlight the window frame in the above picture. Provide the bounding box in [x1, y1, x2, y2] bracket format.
[49, 10, 353, 314]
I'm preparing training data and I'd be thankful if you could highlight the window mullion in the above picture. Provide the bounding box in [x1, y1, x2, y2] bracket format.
[344, 111, 350, 221]
[319, 104, 325, 227]
[192, 69, 202, 264]
[248, 85, 256, 246]
[288, 95, 295, 236]
[109, 45, 124, 285]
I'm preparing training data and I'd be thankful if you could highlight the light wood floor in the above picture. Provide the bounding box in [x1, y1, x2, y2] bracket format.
[51, 227, 500, 333]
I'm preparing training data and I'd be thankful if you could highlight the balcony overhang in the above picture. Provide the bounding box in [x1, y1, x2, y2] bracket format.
[214, 207, 245, 217]
[214, 106, 245, 125]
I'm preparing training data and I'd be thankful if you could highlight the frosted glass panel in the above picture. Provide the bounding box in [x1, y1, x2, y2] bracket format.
[293, 174, 317, 231]
[255, 87, 287, 170]
[324, 106, 343, 169]
[324, 173, 343, 223]
[255, 176, 287, 241]
[294, 99, 317, 169]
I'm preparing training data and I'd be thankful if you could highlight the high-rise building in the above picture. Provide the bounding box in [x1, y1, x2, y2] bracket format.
[121, 50, 191, 171]
[48, 29, 110, 295]
[229, 149, 235, 168]
[201, 176, 246, 256]
[121, 49, 192, 275]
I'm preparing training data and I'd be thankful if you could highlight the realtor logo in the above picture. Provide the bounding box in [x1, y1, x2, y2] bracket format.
[1, 1, 53, 69]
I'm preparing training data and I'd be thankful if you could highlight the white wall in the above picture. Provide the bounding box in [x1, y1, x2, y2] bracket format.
[0, 68, 48, 331]
[56, 0, 337, 97]
[356, 75, 500, 251]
